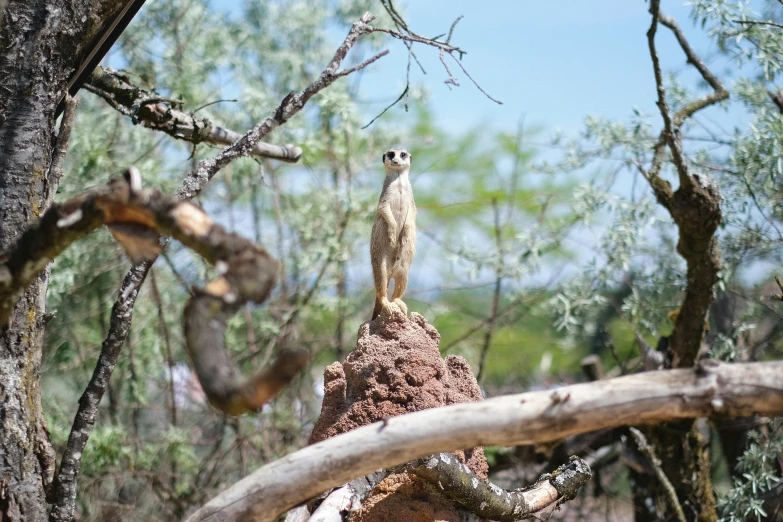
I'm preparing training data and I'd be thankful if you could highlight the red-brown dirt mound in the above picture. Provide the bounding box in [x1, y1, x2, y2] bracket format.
[310, 310, 487, 522]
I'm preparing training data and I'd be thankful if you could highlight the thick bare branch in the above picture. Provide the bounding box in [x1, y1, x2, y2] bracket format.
[85, 66, 303, 163]
[408, 454, 590, 521]
[185, 360, 783, 522]
[305, 455, 589, 522]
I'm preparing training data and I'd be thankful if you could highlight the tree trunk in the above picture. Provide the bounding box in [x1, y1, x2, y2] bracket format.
[0, 0, 127, 519]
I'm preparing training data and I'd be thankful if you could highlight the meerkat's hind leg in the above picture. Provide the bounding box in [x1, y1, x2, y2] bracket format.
[372, 257, 396, 319]
[391, 271, 409, 316]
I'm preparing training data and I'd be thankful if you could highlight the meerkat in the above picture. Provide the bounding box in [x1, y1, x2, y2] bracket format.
[370, 148, 417, 320]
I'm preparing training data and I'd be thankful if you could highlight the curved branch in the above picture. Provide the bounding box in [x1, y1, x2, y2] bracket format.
[658, 13, 728, 126]
[185, 360, 783, 522]
[2, 170, 307, 415]
[305, 455, 590, 522]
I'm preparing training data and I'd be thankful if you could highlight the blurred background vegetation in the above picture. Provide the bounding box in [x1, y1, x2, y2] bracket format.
[43, 0, 783, 520]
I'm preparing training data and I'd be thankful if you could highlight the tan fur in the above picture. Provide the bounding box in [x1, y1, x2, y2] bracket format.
[371, 148, 417, 319]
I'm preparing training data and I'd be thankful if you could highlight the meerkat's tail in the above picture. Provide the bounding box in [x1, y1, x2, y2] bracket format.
[372, 297, 382, 320]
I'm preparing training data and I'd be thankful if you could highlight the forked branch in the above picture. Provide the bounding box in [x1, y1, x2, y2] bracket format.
[644, 2, 725, 368]
[177, 12, 389, 200]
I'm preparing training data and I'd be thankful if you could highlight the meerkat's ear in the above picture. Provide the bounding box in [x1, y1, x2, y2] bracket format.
[381, 152, 386, 164]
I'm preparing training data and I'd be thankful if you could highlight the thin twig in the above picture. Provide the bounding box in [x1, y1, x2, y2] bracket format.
[774, 276, 783, 301]
[362, 7, 500, 126]
[734, 19, 783, 30]
[192, 98, 237, 114]
[441, 291, 532, 353]
[477, 198, 502, 383]
[150, 269, 178, 428]
[628, 428, 687, 522]
[248, 207, 353, 366]
[446, 52, 503, 104]
[334, 50, 389, 78]
[49, 262, 150, 522]
[659, 14, 728, 126]
[361, 85, 409, 129]
[647, 0, 688, 188]
[160, 249, 194, 295]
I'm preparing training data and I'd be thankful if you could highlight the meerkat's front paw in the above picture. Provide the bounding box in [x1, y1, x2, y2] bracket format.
[393, 298, 408, 316]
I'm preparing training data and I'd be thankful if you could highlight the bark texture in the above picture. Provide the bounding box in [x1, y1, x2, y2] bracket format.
[0, 0, 127, 519]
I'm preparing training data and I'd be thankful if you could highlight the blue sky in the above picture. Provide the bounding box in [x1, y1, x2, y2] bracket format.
[357, 1, 720, 136]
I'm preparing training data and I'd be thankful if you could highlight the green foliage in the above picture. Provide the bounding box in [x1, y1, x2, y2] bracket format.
[719, 419, 783, 522]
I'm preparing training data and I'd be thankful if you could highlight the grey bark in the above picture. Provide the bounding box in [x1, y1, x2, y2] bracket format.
[0, 0, 127, 519]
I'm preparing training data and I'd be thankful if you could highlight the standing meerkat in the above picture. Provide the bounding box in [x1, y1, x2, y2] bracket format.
[371, 148, 417, 320]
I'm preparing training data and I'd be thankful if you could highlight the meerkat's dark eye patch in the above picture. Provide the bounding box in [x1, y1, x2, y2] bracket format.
[400, 152, 407, 159]
[387, 150, 396, 160]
